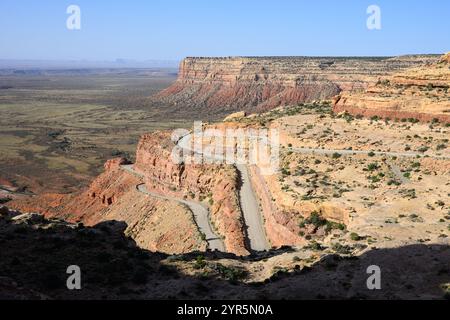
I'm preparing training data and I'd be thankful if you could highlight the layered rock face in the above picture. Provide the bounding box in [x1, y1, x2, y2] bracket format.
[153, 55, 438, 116]
[10, 156, 207, 254]
[334, 53, 450, 123]
[10, 132, 248, 256]
[134, 132, 248, 256]
[249, 165, 349, 248]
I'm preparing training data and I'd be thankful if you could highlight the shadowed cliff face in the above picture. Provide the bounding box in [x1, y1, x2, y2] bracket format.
[152, 56, 439, 118]
[0, 207, 448, 300]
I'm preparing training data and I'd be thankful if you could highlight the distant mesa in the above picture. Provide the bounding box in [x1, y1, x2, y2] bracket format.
[151, 55, 439, 117]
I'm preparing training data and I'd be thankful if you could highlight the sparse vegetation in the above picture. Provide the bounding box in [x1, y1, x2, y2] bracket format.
[350, 232, 361, 241]
[332, 152, 342, 159]
[211, 263, 247, 282]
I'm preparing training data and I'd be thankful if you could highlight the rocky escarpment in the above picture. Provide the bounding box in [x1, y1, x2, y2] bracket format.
[334, 53, 450, 123]
[134, 132, 248, 256]
[9, 157, 207, 255]
[152, 55, 439, 117]
[10, 132, 248, 256]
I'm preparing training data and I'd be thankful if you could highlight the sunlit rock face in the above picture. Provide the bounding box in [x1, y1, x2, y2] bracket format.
[152, 55, 438, 116]
[334, 53, 450, 124]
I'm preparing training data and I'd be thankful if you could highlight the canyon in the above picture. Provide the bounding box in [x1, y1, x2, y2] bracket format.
[9, 54, 450, 258]
[152, 55, 439, 117]
[2, 54, 449, 300]
[10, 132, 250, 256]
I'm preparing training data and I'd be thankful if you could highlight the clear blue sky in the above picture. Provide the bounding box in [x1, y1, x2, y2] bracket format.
[0, 0, 448, 61]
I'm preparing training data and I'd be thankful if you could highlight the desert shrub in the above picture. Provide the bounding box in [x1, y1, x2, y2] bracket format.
[213, 264, 247, 282]
[411, 162, 421, 168]
[368, 175, 381, 183]
[281, 168, 291, 176]
[326, 221, 346, 232]
[435, 200, 445, 207]
[304, 211, 327, 228]
[331, 243, 352, 255]
[409, 213, 423, 223]
[332, 152, 342, 159]
[401, 189, 417, 199]
[306, 241, 324, 251]
[194, 255, 207, 269]
[350, 232, 361, 241]
[387, 179, 401, 186]
[418, 146, 429, 153]
[367, 163, 379, 171]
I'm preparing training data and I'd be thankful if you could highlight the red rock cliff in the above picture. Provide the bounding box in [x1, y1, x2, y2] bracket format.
[152, 56, 438, 116]
[134, 132, 249, 255]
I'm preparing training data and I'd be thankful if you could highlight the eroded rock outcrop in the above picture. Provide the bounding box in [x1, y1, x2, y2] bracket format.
[152, 56, 438, 116]
[334, 53, 450, 123]
[9, 156, 207, 254]
[10, 132, 249, 256]
[134, 132, 248, 255]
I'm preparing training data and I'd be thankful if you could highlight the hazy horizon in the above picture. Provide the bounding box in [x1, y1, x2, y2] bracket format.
[0, 52, 445, 70]
[0, 0, 449, 61]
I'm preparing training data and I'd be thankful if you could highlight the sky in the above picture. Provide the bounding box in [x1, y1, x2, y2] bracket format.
[0, 0, 449, 61]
